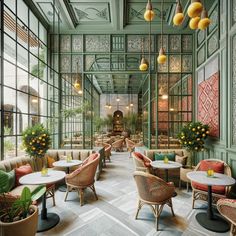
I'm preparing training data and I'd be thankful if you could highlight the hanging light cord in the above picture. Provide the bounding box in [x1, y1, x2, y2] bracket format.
[161, 0, 164, 46]
[149, 9, 151, 73]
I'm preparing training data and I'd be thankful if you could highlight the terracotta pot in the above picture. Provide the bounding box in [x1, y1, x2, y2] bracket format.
[0, 205, 38, 236]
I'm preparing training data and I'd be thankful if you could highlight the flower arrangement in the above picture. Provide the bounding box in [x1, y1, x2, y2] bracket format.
[22, 124, 51, 158]
[177, 121, 210, 167]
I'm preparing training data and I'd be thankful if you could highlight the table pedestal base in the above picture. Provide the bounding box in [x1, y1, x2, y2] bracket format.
[37, 213, 60, 232]
[196, 212, 230, 233]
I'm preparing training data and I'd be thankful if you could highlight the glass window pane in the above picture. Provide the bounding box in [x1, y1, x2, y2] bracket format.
[17, 0, 28, 26]
[3, 61, 16, 88]
[4, 33, 16, 63]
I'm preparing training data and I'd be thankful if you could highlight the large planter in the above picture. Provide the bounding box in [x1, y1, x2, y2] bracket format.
[180, 166, 195, 192]
[0, 205, 38, 236]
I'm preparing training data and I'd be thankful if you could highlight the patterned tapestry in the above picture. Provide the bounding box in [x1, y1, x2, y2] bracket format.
[198, 72, 219, 137]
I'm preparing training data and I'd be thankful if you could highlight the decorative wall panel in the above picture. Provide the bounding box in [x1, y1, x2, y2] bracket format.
[169, 35, 181, 52]
[182, 35, 192, 52]
[169, 55, 181, 72]
[85, 35, 110, 52]
[208, 31, 219, 57]
[182, 55, 192, 72]
[198, 72, 219, 137]
[72, 35, 83, 52]
[208, 6, 218, 34]
[157, 35, 168, 52]
[72, 55, 82, 73]
[197, 30, 205, 47]
[232, 35, 236, 144]
[60, 35, 71, 52]
[127, 35, 154, 52]
[60, 55, 71, 72]
[197, 46, 205, 66]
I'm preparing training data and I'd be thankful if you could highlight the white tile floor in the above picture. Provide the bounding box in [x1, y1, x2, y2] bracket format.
[37, 152, 230, 236]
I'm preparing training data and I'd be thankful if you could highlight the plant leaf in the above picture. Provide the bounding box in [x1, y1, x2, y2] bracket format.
[31, 185, 46, 201]
[20, 187, 31, 202]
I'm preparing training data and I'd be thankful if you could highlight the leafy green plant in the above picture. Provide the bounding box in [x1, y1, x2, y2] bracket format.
[22, 124, 51, 158]
[177, 121, 210, 168]
[0, 185, 46, 222]
[103, 114, 113, 131]
[93, 116, 105, 133]
[123, 113, 138, 134]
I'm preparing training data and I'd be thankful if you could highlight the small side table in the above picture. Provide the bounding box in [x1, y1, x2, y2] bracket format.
[187, 171, 236, 233]
[19, 170, 66, 232]
[53, 160, 82, 192]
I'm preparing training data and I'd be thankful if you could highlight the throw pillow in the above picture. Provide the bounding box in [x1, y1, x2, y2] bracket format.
[47, 156, 55, 168]
[15, 164, 33, 186]
[199, 160, 224, 174]
[0, 170, 15, 193]
[154, 152, 175, 161]
[175, 155, 188, 165]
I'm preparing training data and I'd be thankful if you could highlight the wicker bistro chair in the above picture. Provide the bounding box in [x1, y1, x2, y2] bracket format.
[217, 199, 236, 236]
[64, 153, 100, 206]
[191, 159, 232, 209]
[112, 138, 124, 152]
[132, 152, 153, 174]
[125, 138, 136, 157]
[133, 171, 175, 231]
[103, 143, 112, 162]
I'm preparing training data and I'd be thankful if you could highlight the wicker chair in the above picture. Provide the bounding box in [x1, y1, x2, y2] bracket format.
[133, 171, 175, 231]
[64, 153, 100, 206]
[125, 138, 136, 157]
[132, 152, 153, 174]
[112, 138, 124, 152]
[217, 199, 236, 236]
[103, 143, 112, 162]
[191, 159, 232, 209]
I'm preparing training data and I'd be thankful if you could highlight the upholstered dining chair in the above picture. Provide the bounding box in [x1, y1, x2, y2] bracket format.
[64, 153, 100, 206]
[191, 159, 232, 209]
[133, 171, 175, 231]
[112, 138, 124, 152]
[217, 199, 236, 236]
[103, 143, 112, 162]
[132, 152, 153, 174]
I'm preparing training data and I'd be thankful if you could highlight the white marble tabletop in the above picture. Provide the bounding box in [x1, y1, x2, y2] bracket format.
[53, 160, 82, 168]
[151, 160, 182, 169]
[187, 171, 236, 186]
[19, 170, 66, 185]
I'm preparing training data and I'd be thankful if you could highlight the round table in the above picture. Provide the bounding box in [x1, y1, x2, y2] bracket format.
[187, 171, 236, 233]
[19, 170, 66, 232]
[151, 160, 182, 197]
[53, 160, 82, 192]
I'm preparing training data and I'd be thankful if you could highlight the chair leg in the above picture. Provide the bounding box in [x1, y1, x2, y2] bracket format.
[169, 199, 175, 217]
[154, 204, 164, 231]
[230, 223, 236, 236]
[135, 199, 142, 219]
[187, 182, 189, 192]
[192, 191, 195, 209]
[90, 184, 98, 200]
[79, 189, 84, 206]
[179, 180, 181, 190]
[64, 185, 70, 202]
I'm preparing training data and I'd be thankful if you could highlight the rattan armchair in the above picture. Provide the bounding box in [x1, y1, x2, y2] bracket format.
[132, 152, 153, 174]
[125, 138, 136, 157]
[217, 199, 236, 236]
[104, 143, 112, 162]
[112, 138, 124, 152]
[133, 171, 175, 231]
[64, 153, 100, 206]
[191, 159, 232, 209]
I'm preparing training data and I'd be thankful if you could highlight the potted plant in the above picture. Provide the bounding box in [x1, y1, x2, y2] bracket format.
[177, 121, 210, 190]
[22, 124, 51, 171]
[0, 185, 46, 236]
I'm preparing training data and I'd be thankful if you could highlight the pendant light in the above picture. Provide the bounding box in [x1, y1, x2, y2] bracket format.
[157, 0, 167, 65]
[187, 0, 203, 18]
[173, 0, 184, 26]
[144, 0, 155, 22]
[189, 16, 200, 29]
[74, 62, 81, 90]
[130, 87, 134, 107]
[198, 7, 211, 30]
[139, 37, 149, 71]
[105, 81, 109, 108]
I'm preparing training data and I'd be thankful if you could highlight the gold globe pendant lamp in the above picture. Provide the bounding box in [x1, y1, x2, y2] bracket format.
[189, 16, 201, 29]
[74, 80, 80, 90]
[157, 47, 167, 64]
[187, 0, 203, 18]
[139, 57, 149, 71]
[198, 8, 211, 30]
[173, 0, 184, 26]
[157, 0, 167, 65]
[144, 0, 155, 22]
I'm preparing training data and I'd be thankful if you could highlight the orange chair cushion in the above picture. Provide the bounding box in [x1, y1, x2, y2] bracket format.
[192, 181, 225, 194]
[15, 164, 33, 186]
[199, 160, 224, 174]
[47, 156, 55, 168]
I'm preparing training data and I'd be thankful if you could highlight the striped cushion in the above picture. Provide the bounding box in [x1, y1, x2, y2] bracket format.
[0, 170, 15, 193]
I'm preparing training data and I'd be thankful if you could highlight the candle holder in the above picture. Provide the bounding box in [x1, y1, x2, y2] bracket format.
[41, 167, 48, 177]
[164, 156, 169, 164]
[66, 155, 72, 163]
[207, 168, 214, 177]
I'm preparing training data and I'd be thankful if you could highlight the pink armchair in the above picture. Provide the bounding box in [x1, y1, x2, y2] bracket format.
[132, 152, 153, 174]
[64, 153, 100, 206]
